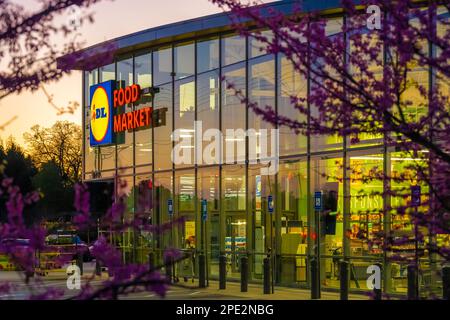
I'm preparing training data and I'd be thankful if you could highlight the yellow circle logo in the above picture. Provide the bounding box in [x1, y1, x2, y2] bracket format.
[90, 86, 110, 142]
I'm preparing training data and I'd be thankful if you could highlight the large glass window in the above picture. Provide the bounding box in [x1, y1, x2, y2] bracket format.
[117, 175, 135, 263]
[135, 52, 153, 167]
[135, 52, 152, 87]
[197, 167, 220, 276]
[98, 63, 116, 173]
[197, 70, 220, 165]
[248, 164, 276, 280]
[154, 83, 173, 171]
[348, 30, 384, 148]
[116, 57, 134, 169]
[389, 151, 429, 294]
[249, 55, 275, 163]
[278, 160, 308, 284]
[175, 170, 196, 252]
[310, 155, 344, 289]
[222, 34, 246, 66]
[310, 18, 344, 152]
[175, 42, 195, 80]
[222, 165, 246, 278]
[349, 152, 384, 258]
[222, 63, 246, 164]
[154, 46, 172, 85]
[197, 37, 219, 73]
[174, 77, 195, 168]
[278, 54, 308, 155]
[135, 173, 153, 263]
[154, 172, 173, 252]
[249, 30, 273, 59]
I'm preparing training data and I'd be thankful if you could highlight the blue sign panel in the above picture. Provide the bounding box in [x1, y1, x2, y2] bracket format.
[314, 191, 323, 211]
[90, 80, 115, 146]
[268, 195, 274, 214]
[201, 199, 208, 221]
[167, 199, 173, 216]
[411, 186, 421, 206]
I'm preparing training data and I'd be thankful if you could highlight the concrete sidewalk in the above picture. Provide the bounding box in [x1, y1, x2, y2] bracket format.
[168, 279, 370, 300]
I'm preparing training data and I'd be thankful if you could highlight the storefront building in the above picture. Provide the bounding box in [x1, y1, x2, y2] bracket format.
[58, 0, 448, 296]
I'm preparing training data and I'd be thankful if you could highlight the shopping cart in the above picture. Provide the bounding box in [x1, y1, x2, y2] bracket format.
[177, 249, 195, 283]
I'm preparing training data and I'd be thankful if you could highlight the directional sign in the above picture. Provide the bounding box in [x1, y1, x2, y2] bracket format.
[167, 199, 173, 216]
[268, 195, 274, 214]
[411, 186, 421, 206]
[201, 199, 208, 221]
[314, 191, 323, 211]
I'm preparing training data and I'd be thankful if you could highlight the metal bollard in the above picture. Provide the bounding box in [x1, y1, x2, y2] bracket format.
[199, 253, 206, 288]
[148, 251, 155, 271]
[407, 265, 419, 300]
[219, 255, 227, 290]
[240, 255, 248, 292]
[77, 254, 83, 276]
[263, 257, 271, 294]
[340, 260, 349, 300]
[373, 263, 382, 300]
[310, 257, 320, 299]
[95, 260, 101, 276]
[443, 266, 450, 300]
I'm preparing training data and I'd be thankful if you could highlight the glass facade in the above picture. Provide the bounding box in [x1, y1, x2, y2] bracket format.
[81, 8, 447, 297]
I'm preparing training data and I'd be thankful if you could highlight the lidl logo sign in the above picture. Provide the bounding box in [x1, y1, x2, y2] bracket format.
[89, 81, 166, 147]
[90, 80, 115, 146]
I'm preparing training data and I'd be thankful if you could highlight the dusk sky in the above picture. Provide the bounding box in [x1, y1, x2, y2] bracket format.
[1, 0, 271, 147]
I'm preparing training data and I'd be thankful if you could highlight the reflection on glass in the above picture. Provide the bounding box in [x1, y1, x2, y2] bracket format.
[135, 52, 152, 167]
[278, 54, 307, 155]
[175, 42, 195, 80]
[389, 151, 429, 293]
[100, 63, 115, 81]
[154, 83, 173, 171]
[349, 154, 384, 256]
[116, 57, 134, 168]
[249, 30, 273, 58]
[222, 34, 246, 66]
[249, 55, 275, 162]
[311, 156, 344, 289]
[135, 52, 152, 88]
[348, 31, 384, 147]
[175, 170, 195, 250]
[197, 37, 219, 73]
[248, 164, 275, 280]
[84, 69, 98, 106]
[222, 63, 246, 163]
[310, 18, 344, 152]
[154, 46, 172, 85]
[154, 172, 173, 250]
[135, 174, 153, 261]
[197, 167, 219, 275]
[174, 77, 195, 168]
[279, 160, 309, 284]
[117, 175, 134, 263]
[197, 70, 220, 162]
[223, 165, 246, 278]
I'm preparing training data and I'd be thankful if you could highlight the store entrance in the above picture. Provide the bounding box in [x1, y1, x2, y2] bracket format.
[225, 213, 247, 277]
[311, 154, 344, 290]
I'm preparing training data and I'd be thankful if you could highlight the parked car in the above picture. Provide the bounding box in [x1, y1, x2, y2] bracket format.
[45, 233, 93, 262]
